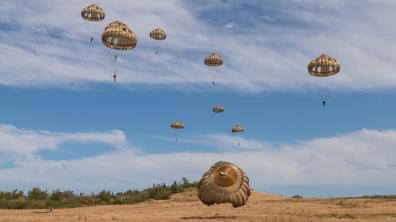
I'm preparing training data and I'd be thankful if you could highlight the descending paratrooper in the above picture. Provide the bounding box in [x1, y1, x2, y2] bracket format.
[204, 53, 223, 86]
[81, 4, 106, 44]
[307, 54, 341, 107]
[149, 28, 167, 55]
[102, 21, 137, 82]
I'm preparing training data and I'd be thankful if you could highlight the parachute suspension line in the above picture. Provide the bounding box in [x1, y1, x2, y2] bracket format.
[155, 42, 159, 56]
[90, 32, 96, 45]
[176, 130, 181, 143]
[113, 54, 118, 83]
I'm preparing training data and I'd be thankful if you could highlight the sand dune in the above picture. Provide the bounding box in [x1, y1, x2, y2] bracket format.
[0, 188, 395, 222]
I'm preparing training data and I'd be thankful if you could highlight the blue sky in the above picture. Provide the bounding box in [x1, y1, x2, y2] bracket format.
[0, 0, 396, 197]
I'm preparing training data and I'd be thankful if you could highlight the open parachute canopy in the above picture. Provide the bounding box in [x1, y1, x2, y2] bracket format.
[307, 54, 341, 77]
[204, 53, 223, 66]
[197, 161, 251, 208]
[102, 21, 137, 50]
[171, 120, 184, 129]
[81, 4, 105, 22]
[232, 124, 245, 133]
[213, 104, 224, 113]
[150, 28, 167, 40]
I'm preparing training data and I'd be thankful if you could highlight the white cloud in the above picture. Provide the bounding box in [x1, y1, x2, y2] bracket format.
[0, 1, 396, 92]
[0, 124, 396, 196]
[224, 22, 235, 29]
[0, 124, 129, 158]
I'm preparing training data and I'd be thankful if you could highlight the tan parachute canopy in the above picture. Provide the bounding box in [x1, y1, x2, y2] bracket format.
[204, 53, 223, 66]
[102, 21, 137, 50]
[150, 28, 167, 40]
[171, 120, 184, 129]
[81, 4, 105, 22]
[232, 124, 245, 133]
[307, 54, 341, 77]
[213, 104, 224, 113]
[197, 161, 251, 208]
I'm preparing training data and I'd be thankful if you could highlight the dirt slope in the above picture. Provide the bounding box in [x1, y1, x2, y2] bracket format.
[0, 188, 395, 222]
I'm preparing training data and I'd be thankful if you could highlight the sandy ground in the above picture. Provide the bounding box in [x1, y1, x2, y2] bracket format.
[0, 189, 396, 222]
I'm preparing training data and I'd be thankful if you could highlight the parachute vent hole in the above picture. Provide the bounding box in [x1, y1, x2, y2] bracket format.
[113, 37, 119, 44]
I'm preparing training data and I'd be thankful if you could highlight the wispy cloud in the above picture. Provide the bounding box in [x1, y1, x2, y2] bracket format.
[0, 124, 129, 158]
[1, 0, 396, 92]
[0, 123, 395, 196]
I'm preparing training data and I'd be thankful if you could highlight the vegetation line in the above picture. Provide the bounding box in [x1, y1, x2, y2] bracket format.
[0, 177, 196, 209]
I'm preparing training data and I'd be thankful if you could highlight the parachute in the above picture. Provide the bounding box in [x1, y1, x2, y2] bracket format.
[149, 28, 167, 55]
[307, 54, 341, 107]
[232, 125, 245, 146]
[170, 120, 184, 142]
[307, 54, 341, 77]
[232, 124, 245, 133]
[102, 21, 137, 81]
[204, 53, 223, 67]
[197, 161, 251, 208]
[204, 53, 223, 86]
[81, 4, 105, 44]
[213, 104, 224, 113]
[81, 4, 105, 22]
[149, 28, 167, 40]
[102, 21, 138, 50]
[171, 120, 184, 129]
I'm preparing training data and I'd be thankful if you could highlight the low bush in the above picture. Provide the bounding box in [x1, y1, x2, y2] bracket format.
[0, 177, 197, 209]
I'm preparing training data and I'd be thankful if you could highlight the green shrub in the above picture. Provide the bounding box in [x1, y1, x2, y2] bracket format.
[0, 177, 196, 209]
[28, 188, 49, 200]
[291, 195, 303, 199]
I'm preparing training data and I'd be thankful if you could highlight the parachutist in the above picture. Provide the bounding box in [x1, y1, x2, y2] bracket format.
[150, 28, 166, 56]
[212, 81, 215, 85]
[114, 55, 117, 61]
[81, 5, 105, 47]
[322, 100, 326, 107]
[113, 74, 117, 82]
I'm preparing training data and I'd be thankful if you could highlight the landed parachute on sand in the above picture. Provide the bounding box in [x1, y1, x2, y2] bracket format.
[102, 21, 137, 50]
[307, 54, 341, 77]
[197, 161, 251, 208]
[81, 4, 105, 22]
